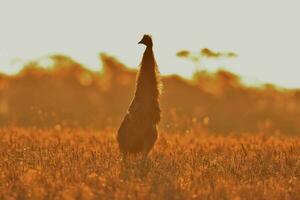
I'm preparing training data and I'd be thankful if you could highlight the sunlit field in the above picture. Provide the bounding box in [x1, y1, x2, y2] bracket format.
[1, 128, 300, 200]
[1, 1, 300, 199]
[0, 53, 300, 199]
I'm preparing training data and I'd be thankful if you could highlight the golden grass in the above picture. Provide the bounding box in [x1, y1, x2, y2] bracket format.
[1, 128, 300, 200]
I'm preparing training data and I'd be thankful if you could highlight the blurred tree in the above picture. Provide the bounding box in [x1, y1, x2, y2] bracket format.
[177, 48, 237, 71]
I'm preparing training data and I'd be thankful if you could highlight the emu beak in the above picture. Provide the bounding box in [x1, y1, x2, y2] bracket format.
[138, 39, 143, 44]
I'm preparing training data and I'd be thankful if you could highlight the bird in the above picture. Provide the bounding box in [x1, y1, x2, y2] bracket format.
[117, 34, 161, 158]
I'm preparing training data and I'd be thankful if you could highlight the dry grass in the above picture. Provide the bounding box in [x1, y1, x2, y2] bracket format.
[1, 128, 300, 200]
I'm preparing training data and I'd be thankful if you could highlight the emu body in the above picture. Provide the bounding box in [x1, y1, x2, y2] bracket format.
[117, 35, 161, 156]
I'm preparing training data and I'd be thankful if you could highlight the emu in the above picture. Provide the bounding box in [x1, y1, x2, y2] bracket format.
[117, 34, 161, 157]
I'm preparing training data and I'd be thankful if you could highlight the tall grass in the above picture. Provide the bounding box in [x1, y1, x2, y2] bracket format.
[1, 128, 300, 199]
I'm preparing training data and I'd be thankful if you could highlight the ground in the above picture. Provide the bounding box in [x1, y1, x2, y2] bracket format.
[1, 128, 300, 200]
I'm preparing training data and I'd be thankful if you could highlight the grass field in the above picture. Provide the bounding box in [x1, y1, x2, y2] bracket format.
[1, 128, 300, 200]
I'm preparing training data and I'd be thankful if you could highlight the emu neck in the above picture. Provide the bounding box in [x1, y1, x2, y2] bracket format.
[135, 46, 159, 100]
[141, 46, 155, 71]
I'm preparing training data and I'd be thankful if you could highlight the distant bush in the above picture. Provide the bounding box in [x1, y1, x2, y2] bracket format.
[0, 53, 299, 135]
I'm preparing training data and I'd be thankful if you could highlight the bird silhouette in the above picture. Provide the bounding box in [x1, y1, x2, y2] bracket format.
[117, 34, 161, 157]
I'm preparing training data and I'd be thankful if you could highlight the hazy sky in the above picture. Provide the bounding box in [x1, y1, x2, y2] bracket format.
[0, 0, 299, 88]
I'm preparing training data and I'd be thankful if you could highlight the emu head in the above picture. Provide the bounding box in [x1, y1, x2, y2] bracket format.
[138, 34, 153, 47]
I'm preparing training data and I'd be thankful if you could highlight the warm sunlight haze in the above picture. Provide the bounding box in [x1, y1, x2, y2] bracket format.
[0, 0, 299, 88]
[1, 1, 300, 199]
